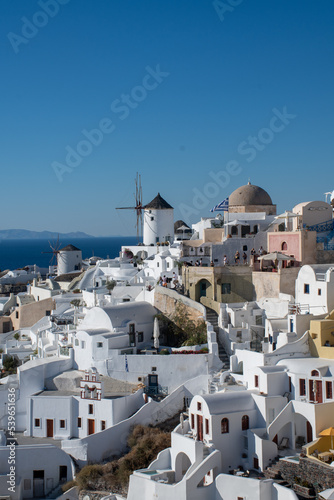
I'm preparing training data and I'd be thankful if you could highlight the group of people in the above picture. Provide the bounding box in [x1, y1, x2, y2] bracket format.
[158, 272, 178, 288]
[185, 258, 203, 267]
[224, 246, 264, 266]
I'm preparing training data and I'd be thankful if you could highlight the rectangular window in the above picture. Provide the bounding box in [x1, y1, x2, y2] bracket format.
[81, 341, 86, 349]
[138, 332, 144, 342]
[299, 378, 306, 396]
[34, 418, 40, 427]
[152, 366, 157, 372]
[197, 402, 202, 411]
[89, 404, 93, 414]
[191, 413, 195, 429]
[46, 310, 51, 316]
[205, 418, 209, 435]
[318, 289, 322, 296]
[101, 420, 106, 431]
[222, 283, 231, 295]
[75, 339, 79, 346]
[326, 381, 333, 399]
[97, 342, 103, 348]
[77, 417, 82, 427]
[254, 375, 259, 388]
[60, 420, 65, 429]
[304, 284, 310, 294]
[289, 377, 292, 392]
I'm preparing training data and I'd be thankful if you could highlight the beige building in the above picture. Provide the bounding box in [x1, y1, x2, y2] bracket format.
[182, 266, 254, 312]
[10, 297, 56, 330]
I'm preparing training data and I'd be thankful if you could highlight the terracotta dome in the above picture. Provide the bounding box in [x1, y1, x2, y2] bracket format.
[229, 182, 273, 207]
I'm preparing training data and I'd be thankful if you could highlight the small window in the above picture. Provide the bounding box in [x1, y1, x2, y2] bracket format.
[221, 418, 229, 434]
[326, 381, 333, 399]
[34, 418, 40, 428]
[254, 375, 259, 388]
[167, 262, 170, 268]
[77, 417, 82, 427]
[157, 262, 159, 267]
[222, 283, 231, 295]
[242, 415, 249, 431]
[152, 366, 157, 372]
[151, 216, 154, 221]
[318, 289, 322, 296]
[289, 376, 292, 392]
[81, 341, 86, 349]
[281, 241, 288, 251]
[299, 378, 306, 396]
[60, 419, 65, 429]
[97, 342, 103, 348]
[311, 370, 319, 377]
[16, 311, 19, 319]
[75, 339, 79, 346]
[243, 245, 247, 251]
[304, 284, 310, 294]
[191, 413, 195, 429]
[138, 332, 144, 342]
[101, 420, 106, 431]
[46, 310, 51, 316]
[89, 404, 93, 414]
[197, 402, 202, 411]
[205, 418, 209, 434]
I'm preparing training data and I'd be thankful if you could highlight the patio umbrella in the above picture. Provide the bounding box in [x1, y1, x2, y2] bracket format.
[257, 252, 295, 261]
[153, 317, 160, 350]
[319, 427, 334, 449]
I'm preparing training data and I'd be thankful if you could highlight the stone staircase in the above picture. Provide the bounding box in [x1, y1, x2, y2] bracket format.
[205, 307, 230, 369]
[263, 460, 291, 490]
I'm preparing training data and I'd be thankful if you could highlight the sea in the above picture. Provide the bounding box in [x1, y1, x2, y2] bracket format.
[0, 236, 139, 272]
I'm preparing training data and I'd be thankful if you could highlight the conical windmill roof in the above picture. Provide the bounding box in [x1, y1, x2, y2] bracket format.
[143, 193, 173, 210]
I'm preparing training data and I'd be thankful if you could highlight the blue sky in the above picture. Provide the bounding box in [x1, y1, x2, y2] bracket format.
[1, 0, 334, 236]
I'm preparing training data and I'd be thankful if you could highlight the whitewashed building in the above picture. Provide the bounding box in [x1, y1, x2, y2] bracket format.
[295, 264, 334, 315]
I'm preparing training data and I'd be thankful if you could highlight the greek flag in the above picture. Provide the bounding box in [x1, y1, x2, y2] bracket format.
[210, 197, 229, 212]
[125, 354, 129, 372]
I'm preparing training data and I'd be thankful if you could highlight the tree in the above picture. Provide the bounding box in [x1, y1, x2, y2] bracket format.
[106, 280, 117, 294]
[13, 332, 20, 341]
[70, 299, 81, 309]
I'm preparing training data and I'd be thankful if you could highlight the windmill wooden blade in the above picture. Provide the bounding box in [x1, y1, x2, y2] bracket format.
[115, 172, 143, 241]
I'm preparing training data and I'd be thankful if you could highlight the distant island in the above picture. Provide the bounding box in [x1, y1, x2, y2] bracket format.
[0, 229, 94, 240]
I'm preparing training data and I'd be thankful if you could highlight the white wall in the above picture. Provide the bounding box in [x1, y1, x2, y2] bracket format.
[0, 444, 74, 500]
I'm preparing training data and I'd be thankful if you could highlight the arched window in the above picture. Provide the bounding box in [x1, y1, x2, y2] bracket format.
[221, 418, 229, 434]
[242, 415, 249, 430]
[281, 241, 288, 251]
[311, 370, 319, 377]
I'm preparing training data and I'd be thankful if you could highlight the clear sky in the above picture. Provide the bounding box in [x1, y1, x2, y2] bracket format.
[1, 0, 334, 236]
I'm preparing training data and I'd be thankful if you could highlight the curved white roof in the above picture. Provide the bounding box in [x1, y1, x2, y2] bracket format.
[79, 301, 156, 331]
[197, 390, 256, 415]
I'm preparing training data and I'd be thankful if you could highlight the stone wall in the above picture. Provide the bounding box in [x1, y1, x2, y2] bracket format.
[316, 249, 334, 264]
[154, 286, 205, 322]
[277, 456, 334, 496]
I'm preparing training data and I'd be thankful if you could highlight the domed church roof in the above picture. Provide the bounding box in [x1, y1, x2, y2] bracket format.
[229, 182, 273, 206]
